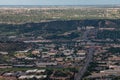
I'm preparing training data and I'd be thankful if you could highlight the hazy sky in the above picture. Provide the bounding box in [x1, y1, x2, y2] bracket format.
[0, 0, 120, 5]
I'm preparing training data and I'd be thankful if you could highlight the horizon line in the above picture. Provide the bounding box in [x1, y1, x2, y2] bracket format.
[0, 4, 120, 6]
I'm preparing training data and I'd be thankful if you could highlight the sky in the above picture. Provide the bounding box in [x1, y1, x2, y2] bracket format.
[0, 0, 120, 5]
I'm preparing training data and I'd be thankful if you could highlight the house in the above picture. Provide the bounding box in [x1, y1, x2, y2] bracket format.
[0, 76, 17, 80]
[32, 50, 40, 55]
[19, 69, 47, 80]
[0, 52, 8, 55]
[48, 51, 57, 56]
[26, 69, 45, 74]
[63, 49, 73, 56]
[36, 62, 57, 67]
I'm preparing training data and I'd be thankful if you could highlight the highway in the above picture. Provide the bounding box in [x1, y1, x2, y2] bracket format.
[74, 29, 95, 80]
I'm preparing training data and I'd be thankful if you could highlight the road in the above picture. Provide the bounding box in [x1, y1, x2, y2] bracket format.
[74, 29, 95, 80]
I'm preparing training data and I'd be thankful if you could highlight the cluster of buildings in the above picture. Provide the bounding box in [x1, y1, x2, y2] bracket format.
[0, 41, 87, 80]
[84, 44, 120, 80]
[13, 43, 87, 68]
[0, 69, 46, 80]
